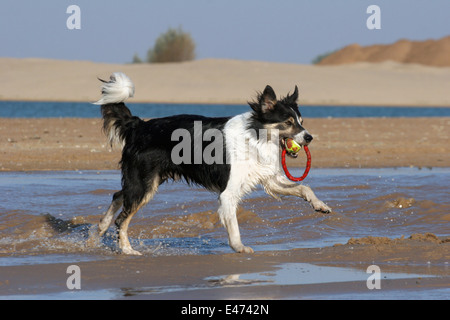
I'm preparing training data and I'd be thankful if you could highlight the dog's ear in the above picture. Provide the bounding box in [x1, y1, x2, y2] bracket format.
[249, 85, 277, 113]
[286, 85, 299, 104]
[260, 85, 277, 113]
[290, 85, 299, 103]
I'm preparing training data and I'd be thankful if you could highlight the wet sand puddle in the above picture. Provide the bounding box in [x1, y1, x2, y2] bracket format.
[0, 168, 449, 299]
[3, 262, 444, 300]
[130, 263, 442, 300]
[0, 168, 449, 258]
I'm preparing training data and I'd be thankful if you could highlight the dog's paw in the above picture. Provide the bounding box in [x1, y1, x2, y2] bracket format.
[239, 246, 255, 254]
[312, 201, 332, 214]
[121, 247, 143, 256]
[233, 245, 254, 254]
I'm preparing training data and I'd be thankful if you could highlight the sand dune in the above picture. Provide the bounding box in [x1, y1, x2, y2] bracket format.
[1, 57, 449, 106]
[318, 36, 450, 67]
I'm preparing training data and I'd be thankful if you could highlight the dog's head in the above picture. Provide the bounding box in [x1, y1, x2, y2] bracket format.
[248, 85, 312, 158]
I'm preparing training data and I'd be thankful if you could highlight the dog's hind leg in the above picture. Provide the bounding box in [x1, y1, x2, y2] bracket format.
[114, 176, 160, 255]
[114, 208, 142, 255]
[263, 175, 331, 213]
[99, 190, 123, 236]
[218, 190, 254, 254]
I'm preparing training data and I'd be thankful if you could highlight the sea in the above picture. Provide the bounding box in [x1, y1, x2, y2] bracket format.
[1, 100, 450, 118]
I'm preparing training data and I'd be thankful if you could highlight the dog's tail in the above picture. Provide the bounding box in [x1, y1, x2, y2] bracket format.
[94, 72, 141, 148]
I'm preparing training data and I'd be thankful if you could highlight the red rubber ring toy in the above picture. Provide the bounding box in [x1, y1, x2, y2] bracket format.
[281, 145, 311, 182]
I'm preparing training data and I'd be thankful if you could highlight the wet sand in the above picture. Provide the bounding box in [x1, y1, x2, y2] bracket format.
[1, 238, 449, 299]
[1, 117, 449, 171]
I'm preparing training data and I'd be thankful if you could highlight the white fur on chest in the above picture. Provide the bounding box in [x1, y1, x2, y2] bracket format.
[224, 113, 281, 197]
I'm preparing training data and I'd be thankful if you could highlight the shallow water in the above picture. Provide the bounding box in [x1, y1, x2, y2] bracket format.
[0, 167, 449, 261]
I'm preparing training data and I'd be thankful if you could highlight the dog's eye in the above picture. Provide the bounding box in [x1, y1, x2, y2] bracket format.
[285, 118, 295, 126]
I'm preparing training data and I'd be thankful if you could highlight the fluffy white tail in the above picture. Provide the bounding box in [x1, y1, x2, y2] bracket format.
[94, 72, 135, 105]
[93, 72, 141, 149]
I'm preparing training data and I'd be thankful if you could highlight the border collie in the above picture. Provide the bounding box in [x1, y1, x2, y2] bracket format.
[94, 72, 331, 255]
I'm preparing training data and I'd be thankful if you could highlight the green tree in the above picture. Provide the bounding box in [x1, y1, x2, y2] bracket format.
[147, 27, 196, 63]
[311, 50, 336, 64]
[131, 53, 143, 64]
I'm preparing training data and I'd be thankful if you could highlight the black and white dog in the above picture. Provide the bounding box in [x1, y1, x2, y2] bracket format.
[94, 72, 331, 255]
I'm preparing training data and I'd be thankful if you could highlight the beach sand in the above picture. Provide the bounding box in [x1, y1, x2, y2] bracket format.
[1, 57, 448, 171]
[1, 57, 450, 106]
[0, 58, 449, 301]
[0, 117, 449, 171]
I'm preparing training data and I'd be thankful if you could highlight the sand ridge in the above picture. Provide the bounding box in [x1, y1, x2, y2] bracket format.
[1, 57, 450, 106]
[318, 35, 450, 67]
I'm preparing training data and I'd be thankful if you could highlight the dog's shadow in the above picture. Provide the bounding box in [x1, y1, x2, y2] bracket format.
[43, 214, 227, 255]
[43, 213, 120, 253]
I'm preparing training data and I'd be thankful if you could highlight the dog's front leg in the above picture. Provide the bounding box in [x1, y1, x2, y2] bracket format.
[218, 191, 254, 253]
[264, 175, 331, 213]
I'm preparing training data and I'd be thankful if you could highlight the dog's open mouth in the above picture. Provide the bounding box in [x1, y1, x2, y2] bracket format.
[280, 137, 300, 158]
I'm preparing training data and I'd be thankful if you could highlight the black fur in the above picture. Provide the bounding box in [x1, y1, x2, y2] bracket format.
[100, 102, 232, 228]
[120, 114, 231, 192]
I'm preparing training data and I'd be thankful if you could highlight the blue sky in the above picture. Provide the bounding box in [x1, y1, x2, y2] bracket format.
[1, 0, 449, 64]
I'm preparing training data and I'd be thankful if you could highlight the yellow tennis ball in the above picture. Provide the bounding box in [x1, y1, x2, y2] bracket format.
[285, 138, 301, 153]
